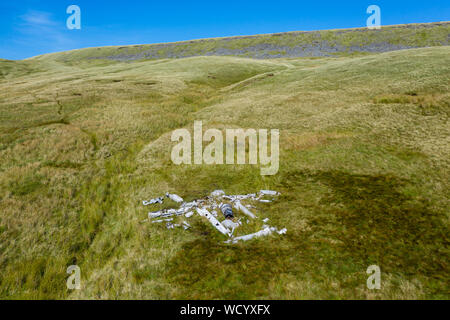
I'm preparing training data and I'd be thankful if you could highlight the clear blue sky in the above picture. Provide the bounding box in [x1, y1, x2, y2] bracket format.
[0, 0, 448, 60]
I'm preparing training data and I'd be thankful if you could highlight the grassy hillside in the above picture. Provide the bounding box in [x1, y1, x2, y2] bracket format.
[31, 22, 450, 62]
[0, 32, 449, 299]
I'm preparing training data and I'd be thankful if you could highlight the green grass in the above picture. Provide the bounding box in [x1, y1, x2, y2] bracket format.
[0, 36, 448, 300]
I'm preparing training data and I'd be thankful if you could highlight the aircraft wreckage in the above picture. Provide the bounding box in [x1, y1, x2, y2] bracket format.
[142, 190, 287, 243]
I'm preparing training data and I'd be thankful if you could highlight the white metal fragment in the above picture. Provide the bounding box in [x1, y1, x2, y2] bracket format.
[234, 201, 256, 219]
[225, 227, 277, 244]
[152, 218, 174, 224]
[181, 201, 197, 208]
[262, 218, 269, 223]
[166, 222, 184, 229]
[143, 196, 164, 206]
[148, 211, 164, 219]
[166, 222, 174, 229]
[185, 211, 194, 218]
[223, 193, 256, 202]
[210, 190, 225, 197]
[166, 193, 184, 203]
[277, 228, 287, 235]
[182, 221, 191, 230]
[148, 208, 182, 219]
[260, 190, 279, 196]
[222, 219, 240, 230]
[196, 208, 231, 236]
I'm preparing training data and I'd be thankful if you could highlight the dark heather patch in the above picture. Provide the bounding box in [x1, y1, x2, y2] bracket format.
[283, 170, 449, 281]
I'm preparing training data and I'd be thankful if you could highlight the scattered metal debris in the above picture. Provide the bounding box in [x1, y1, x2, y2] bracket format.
[143, 192, 184, 206]
[142, 189, 286, 243]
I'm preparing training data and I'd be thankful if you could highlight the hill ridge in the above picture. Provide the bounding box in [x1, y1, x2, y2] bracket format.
[28, 21, 449, 62]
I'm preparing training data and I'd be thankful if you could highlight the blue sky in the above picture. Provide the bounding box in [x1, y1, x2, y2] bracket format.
[0, 0, 448, 60]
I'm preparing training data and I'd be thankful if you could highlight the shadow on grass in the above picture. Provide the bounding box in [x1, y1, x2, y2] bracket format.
[165, 170, 448, 298]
